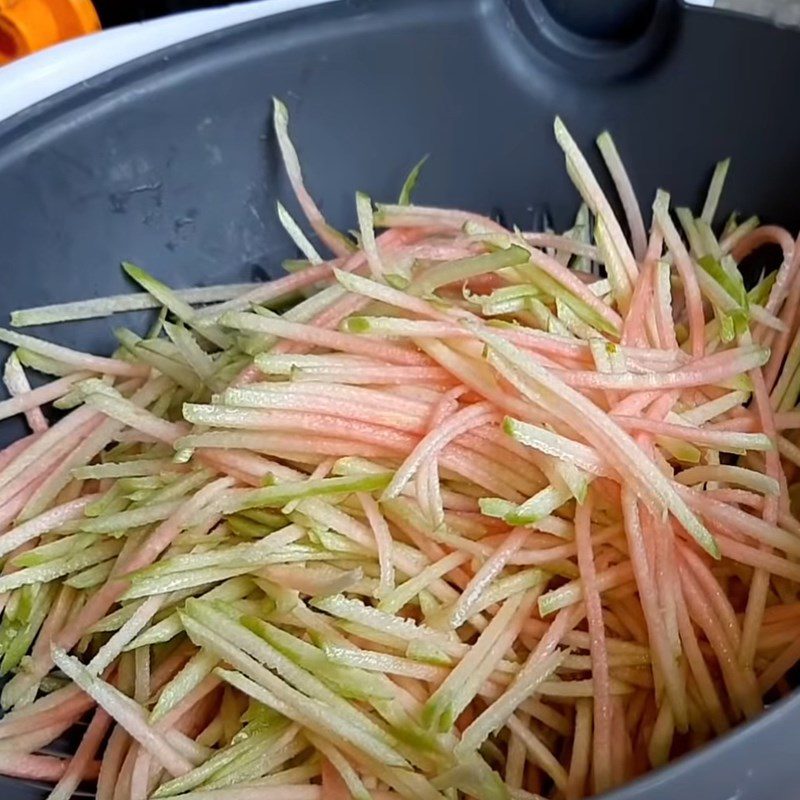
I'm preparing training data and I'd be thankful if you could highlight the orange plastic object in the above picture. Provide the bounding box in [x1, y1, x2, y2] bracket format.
[0, 0, 100, 64]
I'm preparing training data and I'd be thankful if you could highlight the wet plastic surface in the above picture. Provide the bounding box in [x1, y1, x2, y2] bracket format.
[1, 0, 800, 796]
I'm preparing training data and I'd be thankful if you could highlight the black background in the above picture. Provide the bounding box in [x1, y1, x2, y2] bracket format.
[92, 0, 239, 26]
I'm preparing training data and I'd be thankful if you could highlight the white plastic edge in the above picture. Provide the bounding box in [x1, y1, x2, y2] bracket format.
[0, 0, 336, 124]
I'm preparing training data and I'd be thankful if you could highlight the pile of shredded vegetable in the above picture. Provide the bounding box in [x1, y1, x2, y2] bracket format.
[0, 102, 799, 800]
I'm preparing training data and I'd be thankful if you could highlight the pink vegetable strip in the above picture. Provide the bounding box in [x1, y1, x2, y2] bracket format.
[358, 491, 395, 597]
[52, 648, 194, 777]
[652, 193, 705, 357]
[597, 131, 648, 263]
[221, 311, 429, 366]
[621, 259, 655, 348]
[185, 408, 527, 499]
[45, 707, 112, 800]
[674, 587, 729, 735]
[567, 700, 593, 800]
[739, 367, 784, 670]
[2, 353, 50, 431]
[381, 402, 501, 499]
[765, 248, 800, 390]
[679, 545, 741, 650]
[731, 225, 796, 315]
[0, 406, 100, 508]
[759, 635, 800, 693]
[574, 493, 613, 794]
[621, 489, 688, 730]
[0, 722, 72, 754]
[611, 416, 770, 451]
[20, 378, 177, 520]
[562, 344, 767, 391]
[0, 753, 100, 783]
[0, 328, 149, 377]
[678, 566, 762, 720]
[450, 526, 530, 628]
[0, 431, 41, 473]
[0, 487, 99, 556]
[0, 686, 94, 740]
[195, 260, 346, 322]
[272, 99, 353, 258]
[0, 476, 48, 546]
